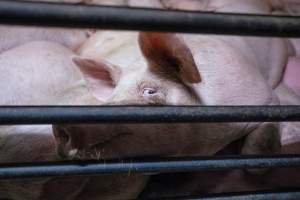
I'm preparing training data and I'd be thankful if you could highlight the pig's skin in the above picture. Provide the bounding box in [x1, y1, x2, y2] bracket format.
[269, 0, 300, 98]
[0, 42, 99, 106]
[0, 0, 132, 53]
[140, 83, 300, 199]
[0, 26, 93, 53]
[0, 41, 146, 200]
[128, 0, 164, 8]
[283, 56, 300, 96]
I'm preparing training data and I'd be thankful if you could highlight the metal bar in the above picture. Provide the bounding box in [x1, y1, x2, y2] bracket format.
[0, 1, 299, 37]
[1, 155, 300, 180]
[0, 106, 300, 125]
[146, 190, 300, 200]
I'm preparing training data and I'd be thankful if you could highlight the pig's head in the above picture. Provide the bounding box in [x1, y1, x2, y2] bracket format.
[54, 32, 203, 160]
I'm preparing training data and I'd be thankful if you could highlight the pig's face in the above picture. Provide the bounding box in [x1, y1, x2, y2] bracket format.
[54, 33, 203, 160]
[108, 32, 201, 105]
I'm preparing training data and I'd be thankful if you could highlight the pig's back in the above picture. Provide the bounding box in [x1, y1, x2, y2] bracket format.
[0, 26, 90, 53]
[0, 41, 84, 105]
[183, 35, 276, 106]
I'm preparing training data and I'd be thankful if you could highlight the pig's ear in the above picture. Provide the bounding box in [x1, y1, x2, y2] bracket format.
[73, 56, 120, 101]
[139, 32, 201, 83]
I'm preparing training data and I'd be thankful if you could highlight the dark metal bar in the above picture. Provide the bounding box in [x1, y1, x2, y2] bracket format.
[147, 190, 300, 200]
[0, 0, 300, 37]
[0, 106, 300, 125]
[1, 155, 300, 180]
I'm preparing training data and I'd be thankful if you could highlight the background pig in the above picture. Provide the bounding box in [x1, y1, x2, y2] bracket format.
[161, 0, 209, 11]
[0, 41, 145, 200]
[0, 0, 134, 53]
[0, 26, 93, 53]
[128, 0, 163, 8]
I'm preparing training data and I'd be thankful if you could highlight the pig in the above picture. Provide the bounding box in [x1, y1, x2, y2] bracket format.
[0, 26, 94, 53]
[128, 0, 164, 8]
[0, 0, 135, 53]
[74, 0, 289, 161]
[58, 30, 282, 198]
[272, 0, 300, 97]
[161, 0, 209, 11]
[0, 41, 145, 200]
[67, 28, 283, 159]
[51, 0, 293, 197]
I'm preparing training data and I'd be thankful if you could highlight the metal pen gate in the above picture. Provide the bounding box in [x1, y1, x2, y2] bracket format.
[1, 1, 300, 199]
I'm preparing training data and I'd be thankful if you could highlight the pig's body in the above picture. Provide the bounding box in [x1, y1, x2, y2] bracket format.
[161, 0, 300, 97]
[0, 41, 95, 105]
[0, 26, 93, 53]
[0, 41, 145, 200]
[0, 41, 89, 199]
[140, 83, 300, 199]
[0, 0, 134, 53]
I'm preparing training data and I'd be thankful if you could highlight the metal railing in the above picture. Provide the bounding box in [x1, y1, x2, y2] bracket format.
[0, 0, 299, 37]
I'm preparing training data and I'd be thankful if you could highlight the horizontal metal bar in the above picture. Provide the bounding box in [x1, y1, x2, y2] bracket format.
[1, 155, 300, 180]
[0, 1, 300, 37]
[0, 106, 300, 125]
[147, 190, 300, 200]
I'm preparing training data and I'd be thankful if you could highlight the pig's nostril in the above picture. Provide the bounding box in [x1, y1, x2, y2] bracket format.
[60, 129, 70, 144]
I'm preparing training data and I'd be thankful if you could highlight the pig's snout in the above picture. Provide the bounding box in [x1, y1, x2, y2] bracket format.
[53, 124, 132, 160]
[53, 125, 74, 159]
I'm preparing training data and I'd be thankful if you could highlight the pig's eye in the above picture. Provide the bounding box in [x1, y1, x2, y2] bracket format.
[143, 88, 157, 96]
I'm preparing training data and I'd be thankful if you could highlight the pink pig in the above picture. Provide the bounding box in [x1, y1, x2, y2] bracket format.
[0, 41, 144, 200]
